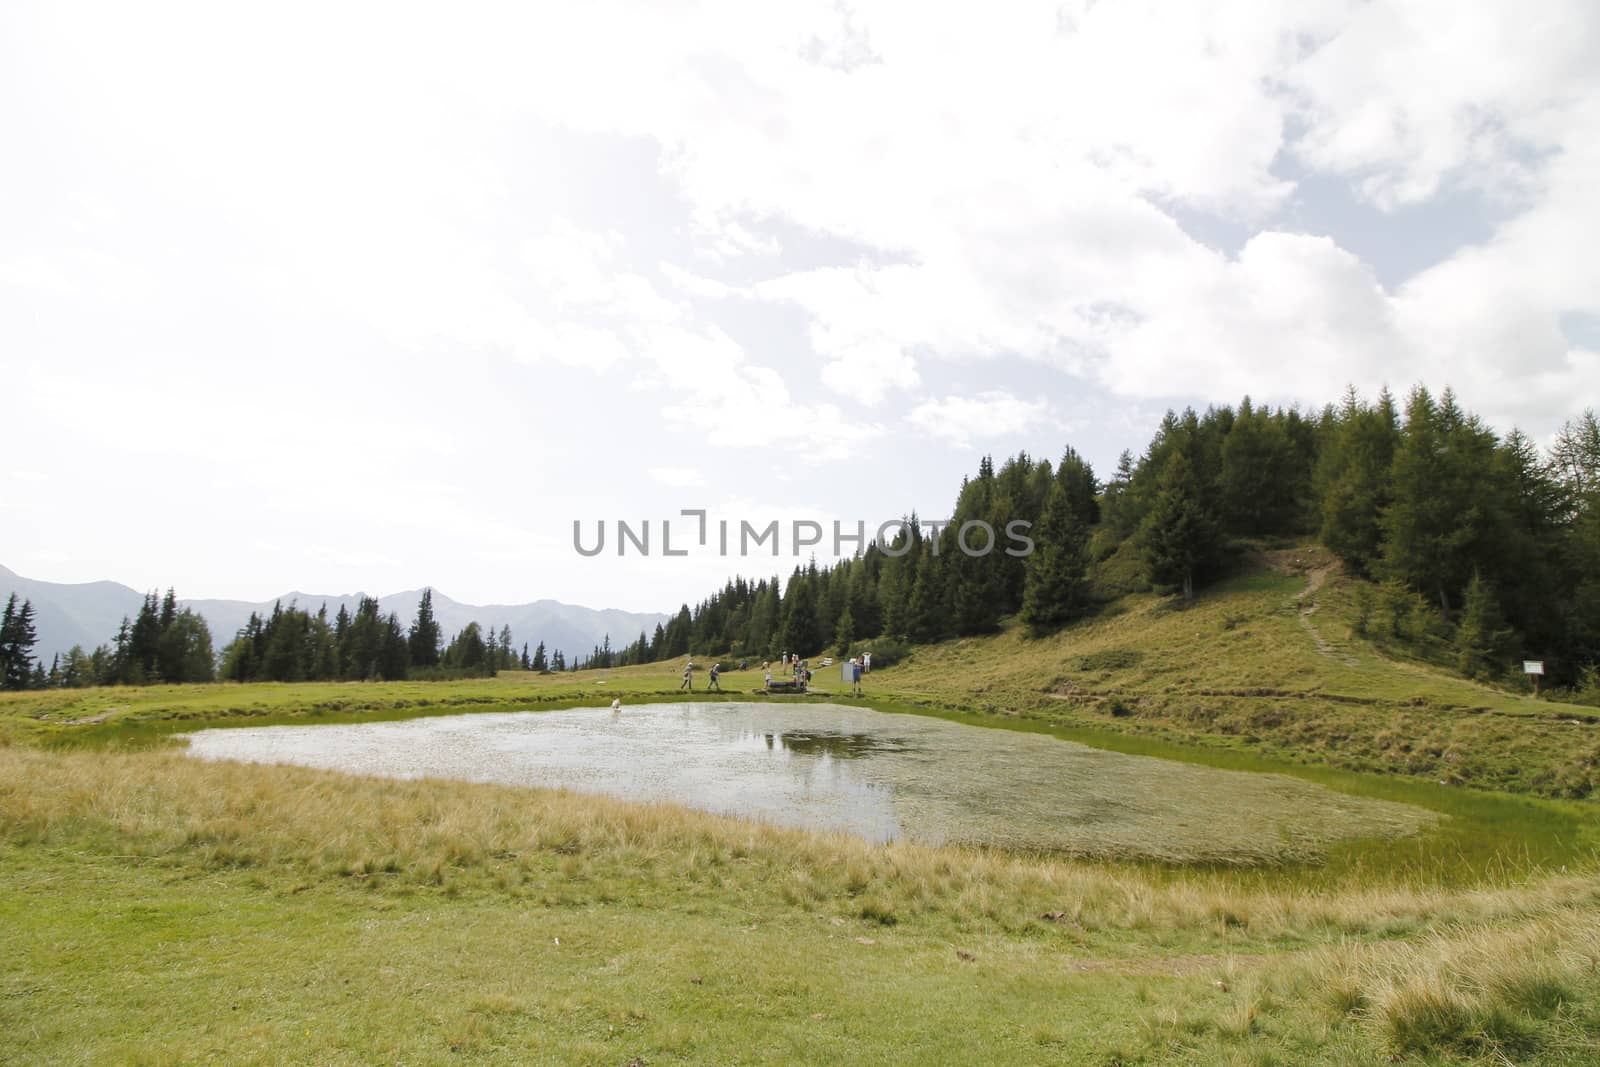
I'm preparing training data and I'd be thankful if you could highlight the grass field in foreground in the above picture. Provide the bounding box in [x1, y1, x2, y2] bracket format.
[4, 745, 1600, 1065]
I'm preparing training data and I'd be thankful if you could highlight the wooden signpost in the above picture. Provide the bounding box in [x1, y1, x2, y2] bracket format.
[1524, 660, 1544, 698]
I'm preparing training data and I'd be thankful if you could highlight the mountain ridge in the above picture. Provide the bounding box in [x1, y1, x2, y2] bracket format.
[0, 565, 669, 666]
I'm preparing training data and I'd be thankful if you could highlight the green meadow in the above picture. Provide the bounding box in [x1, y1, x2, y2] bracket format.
[4, 549, 1600, 1064]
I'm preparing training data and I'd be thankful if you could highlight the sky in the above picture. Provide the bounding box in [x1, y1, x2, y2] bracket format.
[3, 0, 1598, 612]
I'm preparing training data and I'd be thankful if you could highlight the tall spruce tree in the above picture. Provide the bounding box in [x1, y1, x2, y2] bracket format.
[1318, 387, 1400, 574]
[1455, 572, 1513, 680]
[778, 571, 821, 656]
[1020, 481, 1092, 634]
[0, 595, 39, 690]
[1138, 450, 1222, 602]
[1382, 387, 1501, 615]
[906, 544, 951, 643]
[409, 588, 442, 667]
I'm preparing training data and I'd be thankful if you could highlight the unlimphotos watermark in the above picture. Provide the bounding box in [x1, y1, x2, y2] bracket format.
[572, 511, 1034, 559]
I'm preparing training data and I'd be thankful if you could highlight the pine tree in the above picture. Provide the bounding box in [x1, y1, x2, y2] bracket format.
[906, 545, 951, 643]
[126, 592, 163, 682]
[946, 462, 1006, 634]
[834, 605, 856, 656]
[1318, 387, 1400, 574]
[380, 613, 410, 680]
[1455, 572, 1513, 680]
[1382, 387, 1500, 615]
[531, 640, 548, 673]
[444, 622, 488, 671]
[0, 595, 40, 690]
[1101, 450, 1139, 538]
[778, 572, 821, 656]
[878, 516, 923, 638]
[1054, 446, 1100, 526]
[747, 582, 780, 657]
[158, 610, 216, 683]
[0, 594, 16, 689]
[309, 605, 339, 680]
[1020, 481, 1092, 634]
[409, 588, 442, 667]
[1138, 450, 1223, 602]
[1220, 398, 1303, 536]
[342, 598, 387, 680]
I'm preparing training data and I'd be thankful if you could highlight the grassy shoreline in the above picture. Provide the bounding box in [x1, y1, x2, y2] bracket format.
[6, 676, 1595, 887]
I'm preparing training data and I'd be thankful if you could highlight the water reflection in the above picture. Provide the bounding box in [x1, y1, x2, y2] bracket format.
[181, 701, 1434, 861]
[753, 729, 914, 759]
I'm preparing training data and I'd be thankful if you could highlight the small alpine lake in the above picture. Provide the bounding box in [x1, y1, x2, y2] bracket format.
[181, 701, 1435, 863]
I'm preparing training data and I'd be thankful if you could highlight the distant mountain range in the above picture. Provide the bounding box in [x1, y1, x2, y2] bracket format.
[0, 564, 669, 667]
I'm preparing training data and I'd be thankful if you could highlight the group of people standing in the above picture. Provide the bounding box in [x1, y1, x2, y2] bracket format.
[678, 649, 872, 693]
[679, 659, 722, 691]
[760, 652, 812, 690]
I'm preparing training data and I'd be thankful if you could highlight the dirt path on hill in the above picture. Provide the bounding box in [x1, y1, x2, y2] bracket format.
[1294, 564, 1359, 666]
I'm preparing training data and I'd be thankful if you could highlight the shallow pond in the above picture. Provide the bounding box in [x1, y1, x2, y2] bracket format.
[182, 702, 1433, 862]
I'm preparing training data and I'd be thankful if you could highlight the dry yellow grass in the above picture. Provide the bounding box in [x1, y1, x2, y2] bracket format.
[4, 745, 1595, 943]
[6, 744, 1600, 1062]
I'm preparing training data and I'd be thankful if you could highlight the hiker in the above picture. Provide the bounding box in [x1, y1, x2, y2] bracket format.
[850, 657, 863, 695]
[863, 651, 871, 673]
[764, 669, 773, 690]
[708, 662, 722, 691]
[680, 661, 694, 690]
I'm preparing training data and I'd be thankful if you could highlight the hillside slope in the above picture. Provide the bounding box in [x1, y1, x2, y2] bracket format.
[869, 545, 1599, 799]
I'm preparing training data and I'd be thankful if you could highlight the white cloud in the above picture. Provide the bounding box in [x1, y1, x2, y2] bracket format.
[1286, 0, 1599, 209]
[905, 391, 1054, 447]
[657, 261, 734, 300]
[7, 0, 1599, 610]
[648, 466, 707, 488]
[818, 342, 919, 406]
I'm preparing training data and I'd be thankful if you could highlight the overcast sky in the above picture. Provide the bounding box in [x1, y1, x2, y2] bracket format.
[4, 1, 1597, 612]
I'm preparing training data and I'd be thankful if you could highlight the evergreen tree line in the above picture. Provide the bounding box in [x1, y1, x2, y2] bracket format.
[3, 585, 574, 688]
[644, 387, 1600, 688]
[6, 588, 217, 690]
[218, 589, 549, 682]
[6, 386, 1595, 689]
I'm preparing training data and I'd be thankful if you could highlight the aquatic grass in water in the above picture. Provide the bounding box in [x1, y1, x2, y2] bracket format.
[181, 702, 1432, 864]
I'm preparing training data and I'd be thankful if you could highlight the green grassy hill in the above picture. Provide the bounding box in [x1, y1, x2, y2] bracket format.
[3, 547, 1599, 1064]
[873, 545, 1600, 800]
